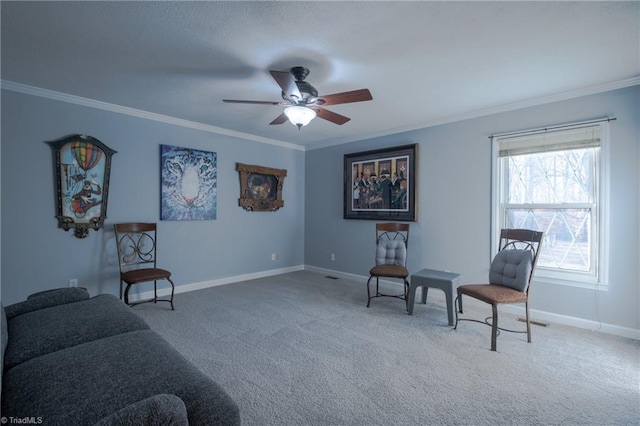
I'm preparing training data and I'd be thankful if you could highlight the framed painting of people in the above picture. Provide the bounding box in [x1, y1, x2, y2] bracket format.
[344, 143, 417, 221]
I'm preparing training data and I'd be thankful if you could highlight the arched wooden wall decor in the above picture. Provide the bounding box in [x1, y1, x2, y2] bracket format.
[47, 134, 117, 238]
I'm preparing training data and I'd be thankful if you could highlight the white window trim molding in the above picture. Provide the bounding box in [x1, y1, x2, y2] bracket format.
[490, 120, 611, 289]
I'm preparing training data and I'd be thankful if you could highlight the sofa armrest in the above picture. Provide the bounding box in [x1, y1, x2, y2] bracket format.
[4, 287, 90, 319]
[93, 394, 188, 426]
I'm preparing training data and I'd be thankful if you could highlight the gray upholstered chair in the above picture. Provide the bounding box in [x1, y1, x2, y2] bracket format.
[114, 223, 175, 310]
[455, 228, 543, 351]
[366, 223, 410, 309]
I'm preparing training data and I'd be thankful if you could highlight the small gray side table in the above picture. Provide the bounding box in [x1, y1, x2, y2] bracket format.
[408, 269, 461, 326]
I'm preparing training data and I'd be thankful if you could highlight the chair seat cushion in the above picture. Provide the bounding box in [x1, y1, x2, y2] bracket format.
[489, 249, 533, 292]
[375, 239, 407, 266]
[369, 264, 409, 278]
[457, 284, 528, 305]
[122, 268, 171, 284]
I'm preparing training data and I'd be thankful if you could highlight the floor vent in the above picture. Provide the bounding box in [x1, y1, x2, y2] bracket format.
[517, 317, 550, 327]
[325, 275, 339, 280]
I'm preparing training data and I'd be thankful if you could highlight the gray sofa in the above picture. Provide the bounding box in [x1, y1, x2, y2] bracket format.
[1, 288, 240, 425]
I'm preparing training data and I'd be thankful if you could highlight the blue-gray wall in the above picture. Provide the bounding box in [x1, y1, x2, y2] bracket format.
[2, 85, 638, 334]
[305, 85, 640, 332]
[1, 89, 305, 304]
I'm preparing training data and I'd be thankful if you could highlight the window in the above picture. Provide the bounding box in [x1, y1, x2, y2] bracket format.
[492, 121, 610, 287]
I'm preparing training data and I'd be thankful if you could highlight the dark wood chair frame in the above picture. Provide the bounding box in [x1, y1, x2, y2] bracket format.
[366, 223, 410, 310]
[454, 228, 544, 351]
[114, 222, 175, 310]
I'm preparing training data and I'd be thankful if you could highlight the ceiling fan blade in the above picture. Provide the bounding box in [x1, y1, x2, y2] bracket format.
[269, 70, 302, 100]
[315, 89, 372, 106]
[269, 112, 288, 125]
[312, 107, 351, 125]
[223, 99, 283, 105]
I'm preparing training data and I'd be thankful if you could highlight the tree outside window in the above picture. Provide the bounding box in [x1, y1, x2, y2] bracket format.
[493, 123, 608, 286]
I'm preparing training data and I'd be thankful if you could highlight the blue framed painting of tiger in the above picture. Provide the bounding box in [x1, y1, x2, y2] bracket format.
[160, 145, 217, 221]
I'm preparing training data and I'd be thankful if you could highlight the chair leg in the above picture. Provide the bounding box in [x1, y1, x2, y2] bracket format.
[366, 276, 411, 310]
[491, 304, 498, 351]
[153, 281, 158, 303]
[525, 300, 532, 343]
[404, 279, 409, 311]
[453, 294, 461, 330]
[124, 284, 132, 306]
[167, 277, 175, 311]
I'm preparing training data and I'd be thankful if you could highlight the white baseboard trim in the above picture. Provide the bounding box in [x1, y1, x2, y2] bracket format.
[129, 265, 305, 302]
[303, 265, 640, 341]
[129, 264, 638, 340]
[499, 305, 640, 341]
[304, 265, 367, 282]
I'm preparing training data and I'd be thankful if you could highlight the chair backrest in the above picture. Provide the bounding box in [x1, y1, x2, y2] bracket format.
[491, 228, 544, 294]
[114, 223, 159, 273]
[375, 223, 409, 266]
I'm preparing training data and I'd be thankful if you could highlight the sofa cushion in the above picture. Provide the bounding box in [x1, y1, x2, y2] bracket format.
[1, 330, 240, 426]
[5, 294, 150, 369]
[93, 394, 189, 426]
[1, 303, 7, 361]
[4, 287, 90, 319]
[1, 303, 7, 396]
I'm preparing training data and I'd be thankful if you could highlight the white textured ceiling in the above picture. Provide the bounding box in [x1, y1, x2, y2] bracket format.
[2, 1, 638, 150]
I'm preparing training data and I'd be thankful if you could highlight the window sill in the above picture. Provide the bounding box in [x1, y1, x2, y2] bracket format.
[534, 275, 608, 291]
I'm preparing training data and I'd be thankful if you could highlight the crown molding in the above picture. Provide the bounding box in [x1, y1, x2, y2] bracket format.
[305, 76, 640, 151]
[0, 80, 305, 151]
[422, 76, 640, 128]
[3, 77, 638, 153]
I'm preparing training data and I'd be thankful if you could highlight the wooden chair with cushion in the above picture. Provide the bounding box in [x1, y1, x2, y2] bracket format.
[114, 222, 175, 310]
[366, 223, 410, 310]
[455, 228, 543, 351]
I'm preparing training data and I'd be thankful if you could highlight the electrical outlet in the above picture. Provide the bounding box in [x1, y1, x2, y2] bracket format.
[272, 253, 280, 261]
[69, 278, 78, 287]
[331, 253, 335, 261]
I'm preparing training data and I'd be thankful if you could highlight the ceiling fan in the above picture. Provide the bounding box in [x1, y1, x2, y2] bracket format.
[223, 66, 373, 129]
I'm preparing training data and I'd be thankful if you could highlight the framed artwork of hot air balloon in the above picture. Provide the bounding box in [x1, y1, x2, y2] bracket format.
[47, 134, 117, 238]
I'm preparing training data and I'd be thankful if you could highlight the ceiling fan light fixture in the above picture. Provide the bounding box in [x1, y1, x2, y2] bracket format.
[284, 106, 316, 129]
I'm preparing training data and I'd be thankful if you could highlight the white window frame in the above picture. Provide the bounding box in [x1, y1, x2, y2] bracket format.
[491, 120, 610, 290]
